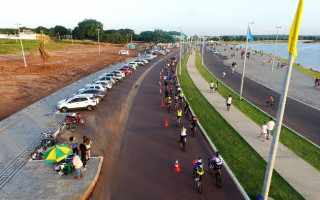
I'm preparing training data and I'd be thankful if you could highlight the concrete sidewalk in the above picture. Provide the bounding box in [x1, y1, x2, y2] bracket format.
[186, 49, 320, 200]
[215, 45, 320, 110]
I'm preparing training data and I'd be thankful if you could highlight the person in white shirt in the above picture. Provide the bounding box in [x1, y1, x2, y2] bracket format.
[267, 117, 275, 140]
[71, 154, 83, 180]
[259, 121, 268, 142]
[226, 95, 232, 111]
[209, 81, 214, 93]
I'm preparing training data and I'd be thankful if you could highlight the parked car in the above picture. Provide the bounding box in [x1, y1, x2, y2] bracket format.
[98, 75, 117, 85]
[108, 72, 124, 81]
[57, 94, 98, 113]
[119, 67, 132, 75]
[93, 80, 113, 90]
[85, 83, 107, 91]
[124, 63, 137, 70]
[131, 61, 144, 66]
[137, 58, 148, 64]
[76, 88, 107, 100]
[112, 70, 125, 77]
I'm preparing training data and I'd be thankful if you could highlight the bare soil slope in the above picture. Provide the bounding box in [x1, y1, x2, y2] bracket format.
[0, 43, 138, 120]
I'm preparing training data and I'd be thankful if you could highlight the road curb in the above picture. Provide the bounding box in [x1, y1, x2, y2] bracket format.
[81, 156, 104, 200]
[177, 49, 250, 200]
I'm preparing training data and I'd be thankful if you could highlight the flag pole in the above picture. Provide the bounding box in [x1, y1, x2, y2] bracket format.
[262, 54, 294, 198]
[239, 22, 253, 100]
[261, 1, 303, 198]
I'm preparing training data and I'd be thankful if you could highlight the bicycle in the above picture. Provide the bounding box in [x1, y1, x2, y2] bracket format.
[31, 132, 58, 160]
[66, 122, 78, 132]
[180, 136, 186, 151]
[208, 159, 223, 188]
[265, 101, 275, 108]
[193, 167, 203, 193]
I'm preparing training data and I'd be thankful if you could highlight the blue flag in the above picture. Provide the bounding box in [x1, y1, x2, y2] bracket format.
[248, 28, 253, 42]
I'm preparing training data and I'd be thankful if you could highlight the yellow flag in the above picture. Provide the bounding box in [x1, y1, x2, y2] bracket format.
[288, 0, 304, 57]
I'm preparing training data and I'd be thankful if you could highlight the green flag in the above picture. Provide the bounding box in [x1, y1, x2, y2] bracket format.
[181, 34, 185, 41]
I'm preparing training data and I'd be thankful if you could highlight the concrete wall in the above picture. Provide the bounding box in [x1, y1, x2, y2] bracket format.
[0, 33, 37, 40]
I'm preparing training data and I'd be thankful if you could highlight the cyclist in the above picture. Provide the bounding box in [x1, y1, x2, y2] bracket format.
[193, 157, 204, 181]
[166, 96, 172, 112]
[176, 108, 183, 125]
[178, 92, 184, 105]
[265, 95, 274, 106]
[190, 115, 198, 135]
[180, 125, 187, 147]
[211, 151, 223, 172]
[184, 101, 190, 115]
[174, 94, 179, 110]
[169, 86, 173, 97]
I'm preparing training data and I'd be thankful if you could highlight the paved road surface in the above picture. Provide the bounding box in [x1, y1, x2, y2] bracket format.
[109, 52, 244, 199]
[203, 48, 320, 146]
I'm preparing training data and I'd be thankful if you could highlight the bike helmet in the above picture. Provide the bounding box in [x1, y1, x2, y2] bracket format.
[215, 151, 220, 157]
[197, 157, 202, 164]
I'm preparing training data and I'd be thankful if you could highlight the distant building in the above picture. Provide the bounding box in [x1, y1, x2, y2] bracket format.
[0, 29, 36, 40]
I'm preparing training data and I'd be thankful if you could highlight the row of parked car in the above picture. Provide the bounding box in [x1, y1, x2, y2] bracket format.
[56, 56, 153, 113]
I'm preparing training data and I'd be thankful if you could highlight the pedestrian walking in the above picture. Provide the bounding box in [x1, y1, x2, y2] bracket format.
[226, 95, 232, 111]
[209, 80, 214, 93]
[259, 121, 268, 142]
[215, 82, 219, 92]
[69, 136, 78, 155]
[266, 117, 275, 140]
[222, 72, 226, 78]
[84, 137, 92, 160]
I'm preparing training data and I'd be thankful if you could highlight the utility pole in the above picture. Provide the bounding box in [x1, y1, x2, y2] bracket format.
[15, 23, 27, 68]
[271, 26, 281, 71]
[97, 29, 100, 55]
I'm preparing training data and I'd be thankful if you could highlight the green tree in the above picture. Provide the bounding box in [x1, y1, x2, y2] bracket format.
[53, 25, 68, 36]
[73, 19, 103, 40]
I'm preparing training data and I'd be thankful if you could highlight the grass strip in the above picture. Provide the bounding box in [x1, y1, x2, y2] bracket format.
[194, 49, 320, 172]
[178, 50, 304, 199]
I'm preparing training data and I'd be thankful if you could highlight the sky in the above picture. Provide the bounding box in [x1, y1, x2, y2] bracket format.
[1, 0, 319, 36]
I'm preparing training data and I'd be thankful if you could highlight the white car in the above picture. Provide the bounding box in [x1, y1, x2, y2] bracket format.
[138, 58, 148, 64]
[128, 62, 138, 68]
[132, 60, 145, 66]
[85, 83, 107, 91]
[93, 80, 112, 90]
[57, 94, 98, 113]
[98, 75, 117, 85]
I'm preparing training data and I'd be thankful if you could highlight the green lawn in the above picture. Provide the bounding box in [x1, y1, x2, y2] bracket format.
[194, 49, 320, 173]
[177, 49, 304, 199]
[0, 39, 95, 54]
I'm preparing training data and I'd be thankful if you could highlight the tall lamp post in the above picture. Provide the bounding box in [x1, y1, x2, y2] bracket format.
[97, 29, 100, 55]
[271, 26, 281, 71]
[201, 33, 205, 66]
[15, 23, 27, 68]
[179, 28, 182, 75]
[239, 21, 254, 100]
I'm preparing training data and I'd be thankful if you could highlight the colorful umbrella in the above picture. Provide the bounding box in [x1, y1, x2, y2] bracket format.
[43, 144, 71, 162]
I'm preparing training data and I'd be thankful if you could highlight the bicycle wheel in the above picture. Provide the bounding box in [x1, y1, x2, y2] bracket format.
[208, 162, 214, 175]
[70, 123, 78, 132]
[198, 180, 202, 193]
[215, 173, 223, 188]
[182, 139, 186, 151]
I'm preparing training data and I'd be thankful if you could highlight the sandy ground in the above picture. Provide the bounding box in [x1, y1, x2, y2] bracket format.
[0, 43, 140, 120]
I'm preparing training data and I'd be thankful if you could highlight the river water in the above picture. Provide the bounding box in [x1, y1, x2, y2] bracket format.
[235, 42, 320, 72]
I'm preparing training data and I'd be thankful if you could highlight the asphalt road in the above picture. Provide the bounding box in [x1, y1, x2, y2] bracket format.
[108, 52, 243, 199]
[203, 48, 320, 146]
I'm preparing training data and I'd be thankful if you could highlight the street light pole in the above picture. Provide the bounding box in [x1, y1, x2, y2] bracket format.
[15, 23, 27, 68]
[239, 22, 254, 100]
[97, 29, 100, 55]
[271, 26, 281, 71]
[179, 28, 182, 75]
[201, 33, 205, 66]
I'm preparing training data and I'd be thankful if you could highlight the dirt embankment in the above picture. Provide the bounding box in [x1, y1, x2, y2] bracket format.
[0, 43, 139, 120]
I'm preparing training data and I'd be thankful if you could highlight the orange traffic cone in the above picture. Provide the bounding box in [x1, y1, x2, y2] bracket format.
[161, 100, 164, 107]
[164, 118, 169, 127]
[174, 159, 181, 173]
[159, 89, 162, 95]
